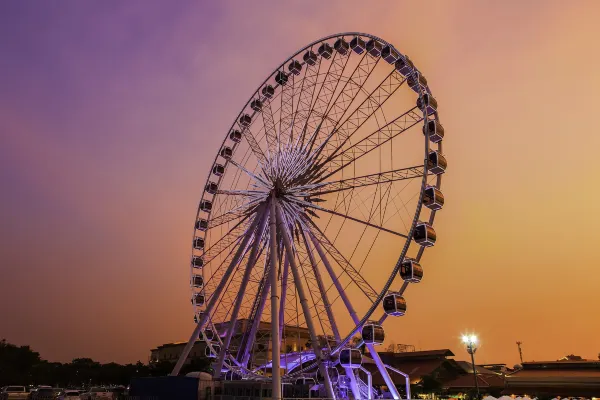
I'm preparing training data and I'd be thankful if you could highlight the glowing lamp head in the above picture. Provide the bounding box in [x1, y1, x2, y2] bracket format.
[462, 334, 478, 345]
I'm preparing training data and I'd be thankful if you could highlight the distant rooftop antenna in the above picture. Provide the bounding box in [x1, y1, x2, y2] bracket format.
[516, 341, 524, 364]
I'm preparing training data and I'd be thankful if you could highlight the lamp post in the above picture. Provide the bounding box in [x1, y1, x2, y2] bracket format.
[462, 334, 480, 399]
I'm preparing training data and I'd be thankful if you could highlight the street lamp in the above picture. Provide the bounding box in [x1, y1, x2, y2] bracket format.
[462, 334, 480, 399]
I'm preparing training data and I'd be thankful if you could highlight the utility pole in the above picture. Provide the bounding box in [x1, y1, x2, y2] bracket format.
[516, 341, 524, 364]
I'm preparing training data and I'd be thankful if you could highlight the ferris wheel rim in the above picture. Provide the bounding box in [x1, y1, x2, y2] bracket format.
[187, 32, 445, 384]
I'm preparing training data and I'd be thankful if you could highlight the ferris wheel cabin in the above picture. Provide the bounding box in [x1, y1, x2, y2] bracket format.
[423, 186, 445, 211]
[195, 219, 208, 231]
[275, 71, 289, 86]
[192, 293, 205, 306]
[192, 275, 204, 288]
[427, 151, 447, 175]
[239, 114, 252, 127]
[350, 36, 366, 54]
[192, 256, 204, 268]
[303, 50, 318, 66]
[261, 85, 275, 99]
[294, 377, 316, 386]
[339, 348, 362, 368]
[413, 222, 437, 247]
[220, 146, 233, 160]
[417, 93, 438, 115]
[334, 38, 350, 55]
[362, 323, 385, 345]
[423, 119, 445, 143]
[395, 56, 415, 76]
[383, 292, 407, 316]
[205, 182, 218, 195]
[288, 60, 302, 75]
[400, 259, 423, 283]
[250, 99, 262, 112]
[200, 200, 213, 212]
[318, 43, 333, 59]
[203, 328, 215, 341]
[381, 45, 400, 64]
[229, 130, 242, 143]
[193, 237, 205, 250]
[212, 164, 225, 177]
[408, 73, 428, 93]
[366, 39, 383, 57]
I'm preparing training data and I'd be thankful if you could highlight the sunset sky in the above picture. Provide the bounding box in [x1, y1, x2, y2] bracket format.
[1, 0, 599, 367]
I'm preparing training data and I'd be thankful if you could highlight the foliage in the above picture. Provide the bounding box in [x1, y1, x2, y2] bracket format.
[0, 338, 210, 388]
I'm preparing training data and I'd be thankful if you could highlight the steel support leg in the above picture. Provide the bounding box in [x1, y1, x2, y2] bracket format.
[309, 232, 401, 400]
[302, 229, 361, 400]
[170, 203, 267, 376]
[269, 197, 281, 400]
[213, 205, 270, 376]
[275, 203, 335, 400]
[241, 260, 272, 366]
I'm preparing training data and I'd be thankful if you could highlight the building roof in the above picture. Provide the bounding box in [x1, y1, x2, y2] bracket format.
[444, 373, 505, 390]
[456, 361, 502, 376]
[379, 349, 455, 359]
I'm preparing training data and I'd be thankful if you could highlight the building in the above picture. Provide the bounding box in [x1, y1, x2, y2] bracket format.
[504, 359, 600, 396]
[365, 349, 505, 396]
[150, 319, 311, 368]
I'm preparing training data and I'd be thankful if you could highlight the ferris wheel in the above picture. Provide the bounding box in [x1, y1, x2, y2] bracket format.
[173, 33, 446, 400]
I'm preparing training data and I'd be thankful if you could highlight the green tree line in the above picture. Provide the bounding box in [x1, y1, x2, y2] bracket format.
[0, 339, 210, 388]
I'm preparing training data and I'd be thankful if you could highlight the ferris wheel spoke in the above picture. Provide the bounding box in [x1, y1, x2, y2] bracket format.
[259, 95, 279, 156]
[289, 56, 321, 143]
[295, 165, 425, 197]
[294, 197, 408, 239]
[300, 229, 341, 341]
[305, 220, 378, 303]
[293, 228, 334, 343]
[239, 254, 272, 365]
[318, 69, 406, 165]
[320, 106, 424, 181]
[238, 115, 269, 168]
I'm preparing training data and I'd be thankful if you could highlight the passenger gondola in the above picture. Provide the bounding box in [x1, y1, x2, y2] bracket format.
[427, 151, 447, 175]
[195, 219, 208, 231]
[334, 38, 350, 55]
[394, 56, 414, 76]
[288, 60, 302, 75]
[200, 200, 212, 212]
[303, 50, 318, 66]
[318, 43, 333, 59]
[383, 292, 407, 316]
[193, 237, 205, 250]
[407, 73, 428, 93]
[381, 45, 400, 64]
[250, 99, 262, 112]
[361, 323, 385, 345]
[205, 182, 218, 194]
[423, 119, 444, 143]
[423, 186, 444, 211]
[400, 259, 423, 283]
[275, 71, 289, 86]
[220, 146, 233, 159]
[413, 222, 436, 247]
[205, 345, 219, 358]
[350, 36, 366, 54]
[192, 293, 205, 306]
[366, 39, 383, 57]
[192, 256, 204, 268]
[212, 164, 225, 176]
[192, 275, 204, 288]
[339, 348, 362, 368]
[261, 85, 275, 99]
[229, 130, 242, 143]
[417, 93, 438, 115]
[239, 114, 252, 127]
